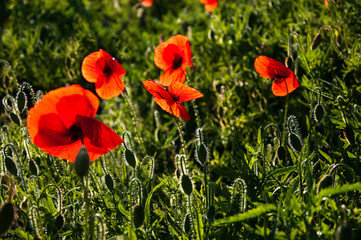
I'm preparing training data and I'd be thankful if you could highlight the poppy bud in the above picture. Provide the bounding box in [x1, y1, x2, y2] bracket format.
[132, 204, 145, 228]
[74, 146, 90, 178]
[0, 202, 15, 236]
[285, 56, 294, 69]
[105, 174, 114, 192]
[277, 146, 287, 162]
[54, 214, 65, 230]
[335, 225, 353, 240]
[9, 112, 21, 126]
[316, 175, 333, 194]
[288, 133, 303, 152]
[16, 91, 27, 114]
[183, 214, 192, 234]
[181, 174, 193, 196]
[207, 205, 216, 220]
[311, 32, 323, 50]
[343, 125, 355, 146]
[29, 159, 39, 176]
[314, 104, 325, 123]
[124, 149, 137, 168]
[195, 143, 208, 165]
[5, 156, 17, 177]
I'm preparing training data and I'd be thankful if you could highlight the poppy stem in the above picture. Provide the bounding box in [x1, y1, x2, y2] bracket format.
[282, 79, 289, 146]
[173, 115, 187, 156]
[83, 176, 92, 239]
[122, 91, 146, 153]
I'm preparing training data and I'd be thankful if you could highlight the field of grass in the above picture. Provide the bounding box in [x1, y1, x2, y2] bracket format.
[1, 0, 361, 239]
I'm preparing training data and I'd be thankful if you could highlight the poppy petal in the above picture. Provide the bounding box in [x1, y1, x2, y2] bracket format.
[169, 82, 204, 102]
[166, 35, 192, 67]
[173, 102, 190, 121]
[154, 42, 173, 71]
[204, 2, 218, 12]
[143, 80, 175, 105]
[95, 74, 125, 99]
[159, 67, 186, 86]
[254, 56, 291, 79]
[78, 116, 123, 162]
[82, 51, 103, 83]
[271, 72, 299, 96]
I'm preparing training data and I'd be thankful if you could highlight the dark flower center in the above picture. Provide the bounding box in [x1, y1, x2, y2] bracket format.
[172, 54, 183, 69]
[103, 65, 113, 79]
[69, 125, 83, 142]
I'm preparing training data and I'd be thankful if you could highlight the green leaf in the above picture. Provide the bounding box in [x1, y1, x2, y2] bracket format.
[145, 182, 163, 228]
[194, 206, 204, 240]
[316, 182, 361, 202]
[212, 204, 276, 226]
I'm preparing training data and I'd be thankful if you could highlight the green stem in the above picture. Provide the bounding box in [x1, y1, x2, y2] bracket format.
[83, 176, 92, 239]
[173, 115, 187, 155]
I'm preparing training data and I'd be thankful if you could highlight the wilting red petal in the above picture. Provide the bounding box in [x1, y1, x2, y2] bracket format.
[143, 80, 175, 105]
[169, 82, 204, 102]
[271, 72, 299, 96]
[159, 67, 186, 86]
[78, 116, 123, 162]
[254, 56, 291, 79]
[95, 73, 125, 99]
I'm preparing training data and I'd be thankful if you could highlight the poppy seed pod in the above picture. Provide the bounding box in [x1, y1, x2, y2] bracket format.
[54, 214, 65, 230]
[181, 174, 193, 196]
[124, 149, 137, 168]
[316, 175, 333, 194]
[277, 146, 287, 162]
[343, 125, 355, 146]
[74, 146, 90, 178]
[29, 159, 39, 176]
[0, 202, 15, 236]
[314, 104, 325, 123]
[133, 204, 145, 228]
[207, 205, 216, 220]
[9, 112, 21, 126]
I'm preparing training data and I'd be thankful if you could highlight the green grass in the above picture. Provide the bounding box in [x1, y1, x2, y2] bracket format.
[1, 0, 361, 239]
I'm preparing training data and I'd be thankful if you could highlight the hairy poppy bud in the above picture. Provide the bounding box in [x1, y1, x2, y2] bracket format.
[343, 125, 355, 146]
[124, 149, 137, 168]
[207, 205, 216, 220]
[74, 146, 90, 178]
[335, 225, 353, 240]
[105, 174, 114, 192]
[9, 112, 21, 126]
[29, 159, 39, 176]
[314, 104, 325, 123]
[288, 133, 303, 152]
[277, 146, 287, 162]
[0, 203, 15, 236]
[311, 32, 323, 50]
[5, 157, 17, 177]
[316, 175, 333, 194]
[181, 174, 193, 196]
[183, 214, 191, 234]
[54, 214, 65, 230]
[16, 91, 27, 114]
[133, 204, 145, 228]
[195, 143, 208, 165]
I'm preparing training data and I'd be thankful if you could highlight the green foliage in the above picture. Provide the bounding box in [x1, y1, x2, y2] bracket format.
[1, 0, 361, 239]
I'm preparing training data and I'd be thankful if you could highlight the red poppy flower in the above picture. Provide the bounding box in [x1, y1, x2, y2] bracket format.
[154, 35, 192, 86]
[200, 0, 218, 12]
[324, 0, 334, 7]
[27, 85, 123, 163]
[81, 49, 126, 99]
[140, 0, 153, 7]
[143, 80, 203, 121]
[254, 56, 299, 96]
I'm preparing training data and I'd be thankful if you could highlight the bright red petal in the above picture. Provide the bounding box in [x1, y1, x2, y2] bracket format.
[169, 82, 203, 102]
[255, 56, 291, 79]
[271, 72, 299, 96]
[81, 51, 103, 83]
[143, 80, 175, 105]
[78, 116, 123, 162]
[205, 1, 218, 12]
[159, 67, 186, 86]
[95, 74, 125, 99]
[141, 0, 153, 7]
[173, 102, 190, 121]
[166, 35, 192, 67]
[154, 42, 172, 70]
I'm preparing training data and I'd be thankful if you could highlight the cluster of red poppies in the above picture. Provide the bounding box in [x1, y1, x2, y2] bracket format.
[26, 29, 299, 164]
[140, 0, 218, 13]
